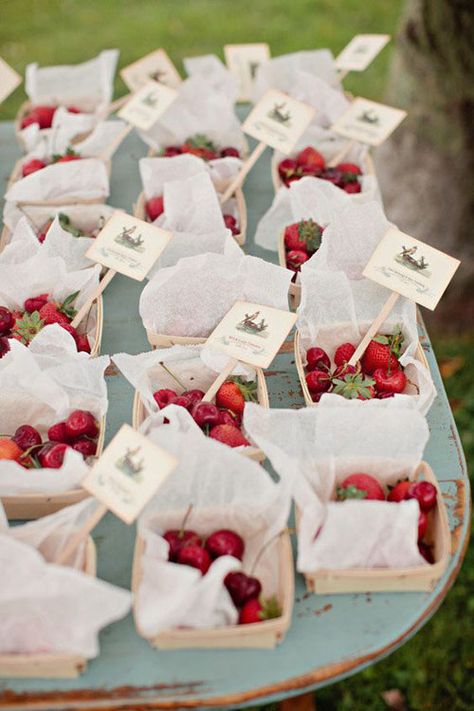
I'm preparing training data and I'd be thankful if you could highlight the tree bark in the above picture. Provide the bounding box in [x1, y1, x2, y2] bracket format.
[375, 0, 474, 331]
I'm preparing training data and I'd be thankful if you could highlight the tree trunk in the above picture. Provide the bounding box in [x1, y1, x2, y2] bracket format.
[375, 0, 474, 331]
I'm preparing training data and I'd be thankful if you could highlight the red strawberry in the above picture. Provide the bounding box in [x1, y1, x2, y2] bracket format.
[72, 438, 97, 457]
[239, 596, 281, 624]
[220, 146, 240, 158]
[209, 424, 249, 448]
[296, 146, 325, 171]
[11, 311, 44, 345]
[361, 329, 403, 375]
[177, 544, 211, 574]
[332, 372, 376, 400]
[286, 249, 309, 271]
[67, 106, 81, 114]
[0, 307, 13, 335]
[74, 334, 91, 353]
[163, 530, 202, 561]
[337, 162, 362, 176]
[344, 182, 361, 194]
[181, 135, 219, 161]
[205, 529, 244, 560]
[65, 410, 99, 439]
[153, 389, 178, 409]
[191, 402, 221, 428]
[22, 159, 47, 177]
[48, 422, 71, 443]
[278, 158, 298, 182]
[38, 302, 71, 326]
[418, 511, 428, 540]
[216, 378, 257, 416]
[305, 369, 331, 394]
[38, 442, 69, 468]
[387, 480, 411, 503]
[224, 572, 262, 607]
[163, 145, 182, 157]
[337, 473, 385, 501]
[12, 425, 42, 451]
[223, 214, 239, 236]
[373, 368, 407, 394]
[407, 481, 437, 512]
[145, 196, 164, 221]
[306, 347, 330, 372]
[24, 294, 49, 313]
[284, 219, 323, 255]
[0, 438, 23, 461]
[334, 343, 356, 367]
[21, 105, 56, 129]
[55, 151, 81, 163]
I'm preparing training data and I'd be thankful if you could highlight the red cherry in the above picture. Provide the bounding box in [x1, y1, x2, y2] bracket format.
[172, 394, 194, 410]
[220, 146, 240, 158]
[286, 249, 309, 271]
[278, 158, 298, 181]
[48, 422, 71, 443]
[191, 402, 221, 428]
[305, 369, 331, 394]
[344, 182, 362, 194]
[306, 347, 330, 372]
[38, 442, 70, 468]
[334, 342, 356, 367]
[239, 598, 263, 624]
[373, 368, 407, 395]
[177, 544, 211, 574]
[418, 541, 434, 564]
[153, 389, 177, 409]
[163, 530, 202, 561]
[74, 334, 91, 353]
[418, 511, 428, 541]
[332, 363, 358, 379]
[223, 214, 239, 235]
[12, 425, 42, 451]
[24, 294, 49, 313]
[224, 572, 262, 607]
[218, 409, 241, 427]
[407, 481, 437, 512]
[183, 389, 205, 406]
[387, 480, 411, 503]
[205, 529, 244, 560]
[163, 145, 182, 157]
[0, 337, 10, 359]
[65, 410, 99, 439]
[0, 307, 13, 335]
[145, 195, 164, 221]
[71, 438, 97, 457]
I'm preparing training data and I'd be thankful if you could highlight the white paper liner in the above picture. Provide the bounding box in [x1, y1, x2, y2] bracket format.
[252, 50, 340, 101]
[139, 251, 293, 337]
[135, 428, 290, 635]
[139, 153, 243, 197]
[244, 399, 429, 572]
[183, 54, 238, 103]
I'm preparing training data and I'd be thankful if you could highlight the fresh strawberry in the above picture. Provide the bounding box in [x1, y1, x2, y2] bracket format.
[71, 438, 97, 457]
[12, 425, 42, 451]
[332, 372, 376, 400]
[163, 145, 182, 157]
[216, 377, 258, 416]
[11, 311, 44, 345]
[286, 249, 309, 271]
[37, 442, 69, 468]
[67, 106, 81, 114]
[284, 219, 323, 254]
[38, 291, 78, 326]
[344, 182, 361, 194]
[220, 146, 240, 158]
[407, 481, 437, 512]
[191, 402, 221, 428]
[337, 162, 362, 176]
[65, 410, 99, 439]
[337, 473, 385, 501]
[305, 369, 331, 394]
[296, 146, 325, 171]
[224, 572, 262, 607]
[74, 334, 91, 353]
[373, 368, 407, 394]
[239, 596, 281, 624]
[177, 544, 211, 574]
[0, 307, 13, 335]
[21, 105, 56, 129]
[278, 158, 298, 183]
[54, 148, 81, 163]
[0, 337, 10, 358]
[48, 422, 71, 443]
[205, 529, 244, 560]
[22, 159, 47, 177]
[223, 214, 239, 235]
[387, 480, 411, 503]
[361, 328, 403, 375]
[306, 347, 330, 372]
[153, 389, 178, 409]
[24, 294, 49, 313]
[163, 529, 202, 561]
[209, 424, 250, 447]
[145, 195, 164, 221]
[0, 438, 22, 461]
[334, 343, 356, 367]
[418, 511, 428, 540]
[181, 134, 219, 161]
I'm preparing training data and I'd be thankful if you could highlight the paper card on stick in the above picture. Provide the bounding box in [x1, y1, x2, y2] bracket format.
[82, 424, 177, 524]
[363, 227, 460, 310]
[242, 89, 316, 154]
[118, 80, 178, 131]
[224, 43, 270, 101]
[86, 212, 172, 281]
[0, 57, 21, 104]
[335, 34, 390, 72]
[206, 300, 297, 369]
[120, 49, 182, 91]
[331, 98, 406, 146]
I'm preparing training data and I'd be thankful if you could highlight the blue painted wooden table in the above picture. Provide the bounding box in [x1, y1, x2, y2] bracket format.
[0, 121, 470, 711]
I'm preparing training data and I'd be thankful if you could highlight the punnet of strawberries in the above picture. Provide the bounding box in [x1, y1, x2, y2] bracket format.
[304, 326, 410, 402]
[0, 291, 91, 357]
[0, 409, 100, 469]
[20, 104, 83, 131]
[35, 212, 99, 244]
[21, 148, 82, 178]
[153, 375, 258, 449]
[278, 146, 362, 194]
[145, 193, 240, 236]
[160, 133, 241, 162]
[335, 472, 438, 564]
[283, 218, 324, 274]
[163, 517, 281, 625]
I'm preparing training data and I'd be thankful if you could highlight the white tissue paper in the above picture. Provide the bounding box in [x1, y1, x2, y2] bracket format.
[244, 399, 429, 572]
[183, 54, 239, 103]
[0, 339, 108, 495]
[253, 50, 340, 101]
[296, 201, 436, 413]
[140, 251, 293, 338]
[135, 428, 291, 635]
[0, 500, 131, 657]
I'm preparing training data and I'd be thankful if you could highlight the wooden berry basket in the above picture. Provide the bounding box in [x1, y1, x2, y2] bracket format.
[132, 367, 270, 463]
[15, 101, 96, 153]
[299, 462, 450, 594]
[131, 530, 294, 649]
[133, 187, 248, 246]
[0, 534, 96, 678]
[1, 415, 106, 520]
[146, 331, 207, 349]
[271, 151, 376, 194]
[294, 329, 430, 408]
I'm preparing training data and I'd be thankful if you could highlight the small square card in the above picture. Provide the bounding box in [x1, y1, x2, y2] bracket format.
[331, 98, 406, 146]
[83, 424, 177, 524]
[242, 89, 316, 154]
[224, 43, 270, 102]
[363, 227, 460, 310]
[120, 49, 182, 92]
[206, 300, 297, 369]
[118, 80, 178, 131]
[86, 212, 171, 281]
[335, 35, 390, 72]
[0, 57, 21, 105]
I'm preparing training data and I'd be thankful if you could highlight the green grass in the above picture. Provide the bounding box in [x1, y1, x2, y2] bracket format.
[1, 1, 473, 708]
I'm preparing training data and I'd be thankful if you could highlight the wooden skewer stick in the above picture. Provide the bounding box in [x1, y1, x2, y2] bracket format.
[202, 358, 239, 402]
[70, 269, 116, 329]
[107, 95, 130, 115]
[348, 291, 400, 366]
[328, 138, 357, 167]
[220, 141, 267, 204]
[336, 68, 349, 82]
[56, 502, 108, 566]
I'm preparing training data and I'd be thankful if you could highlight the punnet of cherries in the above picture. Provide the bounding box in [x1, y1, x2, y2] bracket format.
[160, 133, 241, 161]
[0, 292, 91, 358]
[164, 520, 281, 625]
[21, 147, 82, 178]
[145, 194, 240, 237]
[0, 409, 99, 469]
[336, 472, 438, 563]
[20, 104, 83, 130]
[304, 327, 409, 402]
[283, 218, 324, 274]
[278, 146, 362, 193]
[153, 374, 258, 449]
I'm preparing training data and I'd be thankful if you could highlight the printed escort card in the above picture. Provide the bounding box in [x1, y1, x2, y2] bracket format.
[118, 80, 178, 131]
[86, 212, 172, 281]
[363, 227, 460, 310]
[0, 57, 21, 104]
[335, 34, 390, 72]
[224, 43, 271, 102]
[242, 89, 316, 153]
[120, 49, 182, 92]
[330, 97, 407, 146]
[206, 300, 297, 369]
[82, 424, 177, 524]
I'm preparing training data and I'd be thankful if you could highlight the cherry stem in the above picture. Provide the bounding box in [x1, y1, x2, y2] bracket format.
[159, 361, 186, 391]
[19, 442, 44, 458]
[406, 378, 420, 395]
[250, 530, 285, 577]
[179, 504, 194, 538]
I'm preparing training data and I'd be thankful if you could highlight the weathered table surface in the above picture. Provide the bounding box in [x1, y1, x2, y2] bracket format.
[0, 120, 470, 711]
